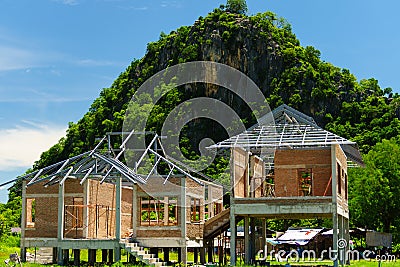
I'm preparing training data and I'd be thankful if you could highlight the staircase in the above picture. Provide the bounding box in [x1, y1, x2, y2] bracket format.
[203, 208, 231, 240]
[120, 240, 169, 267]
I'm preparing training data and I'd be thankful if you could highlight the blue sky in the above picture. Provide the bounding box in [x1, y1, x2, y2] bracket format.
[0, 0, 399, 202]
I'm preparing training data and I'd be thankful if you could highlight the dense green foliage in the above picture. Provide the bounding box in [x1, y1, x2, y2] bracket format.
[225, 0, 248, 14]
[3, 6, 400, 247]
[349, 139, 400, 233]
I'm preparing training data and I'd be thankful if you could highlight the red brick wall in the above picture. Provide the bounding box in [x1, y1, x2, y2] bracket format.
[274, 148, 332, 197]
[25, 197, 58, 238]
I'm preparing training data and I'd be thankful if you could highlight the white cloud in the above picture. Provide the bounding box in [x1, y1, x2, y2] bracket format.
[0, 45, 40, 71]
[0, 123, 67, 171]
[52, 0, 79, 6]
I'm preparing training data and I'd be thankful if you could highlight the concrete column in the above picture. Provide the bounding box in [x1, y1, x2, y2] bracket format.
[73, 249, 80, 266]
[114, 176, 122, 263]
[207, 240, 213, 263]
[200, 247, 205, 264]
[244, 217, 250, 264]
[178, 247, 182, 263]
[194, 248, 198, 263]
[250, 217, 256, 263]
[229, 208, 236, 266]
[57, 182, 65, 265]
[83, 180, 89, 238]
[102, 249, 108, 263]
[261, 219, 267, 257]
[180, 177, 187, 264]
[163, 247, 170, 263]
[338, 215, 344, 265]
[114, 247, 121, 263]
[115, 176, 122, 241]
[108, 249, 114, 263]
[52, 248, 58, 264]
[20, 180, 27, 262]
[331, 145, 339, 267]
[63, 249, 69, 265]
[132, 184, 137, 238]
[88, 249, 96, 265]
[344, 217, 351, 265]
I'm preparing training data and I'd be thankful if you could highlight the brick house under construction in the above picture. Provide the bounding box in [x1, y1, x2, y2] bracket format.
[19, 132, 224, 266]
[208, 104, 364, 267]
[18, 104, 363, 266]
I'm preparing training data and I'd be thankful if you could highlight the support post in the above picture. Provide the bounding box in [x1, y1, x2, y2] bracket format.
[194, 248, 198, 264]
[115, 176, 122, 262]
[250, 217, 256, 263]
[57, 182, 65, 265]
[132, 184, 137, 238]
[63, 249, 69, 265]
[331, 145, 338, 267]
[20, 180, 27, 262]
[344, 217, 350, 265]
[244, 217, 250, 264]
[229, 210, 236, 266]
[73, 249, 80, 266]
[102, 249, 108, 263]
[180, 177, 187, 265]
[108, 249, 114, 263]
[52, 248, 57, 264]
[163, 247, 170, 263]
[261, 218, 267, 258]
[200, 247, 205, 264]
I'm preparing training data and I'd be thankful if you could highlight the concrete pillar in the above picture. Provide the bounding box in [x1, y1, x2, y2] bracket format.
[132, 184, 138, 238]
[102, 249, 108, 263]
[73, 249, 80, 266]
[115, 176, 122, 241]
[229, 209, 236, 266]
[63, 249, 69, 265]
[52, 247, 58, 264]
[163, 247, 170, 263]
[194, 248, 199, 263]
[114, 247, 121, 262]
[200, 247, 205, 264]
[250, 217, 256, 263]
[180, 247, 187, 265]
[261, 219, 267, 257]
[57, 182, 65, 265]
[331, 145, 339, 267]
[88, 249, 96, 265]
[207, 240, 213, 263]
[178, 247, 182, 263]
[20, 180, 27, 262]
[180, 177, 187, 264]
[244, 217, 250, 264]
[344, 217, 351, 265]
[108, 249, 114, 263]
[338, 215, 344, 265]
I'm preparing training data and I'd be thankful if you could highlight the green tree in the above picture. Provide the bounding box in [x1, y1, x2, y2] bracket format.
[349, 138, 400, 234]
[226, 0, 247, 14]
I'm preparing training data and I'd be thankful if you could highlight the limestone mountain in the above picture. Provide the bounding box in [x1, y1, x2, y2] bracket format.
[33, 7, 400, 176]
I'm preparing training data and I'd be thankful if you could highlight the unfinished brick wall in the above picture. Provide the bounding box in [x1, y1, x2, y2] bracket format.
[335, 145, 348, 207]
[25, 179, 84, 238]
[87, 180, 116, 239]
[250, 155, 265, 197]
[274, 148, 332, 197]
[135, 177, 183, 239]
[233, 147, 248, 198]
[25, 196, 58, 238]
